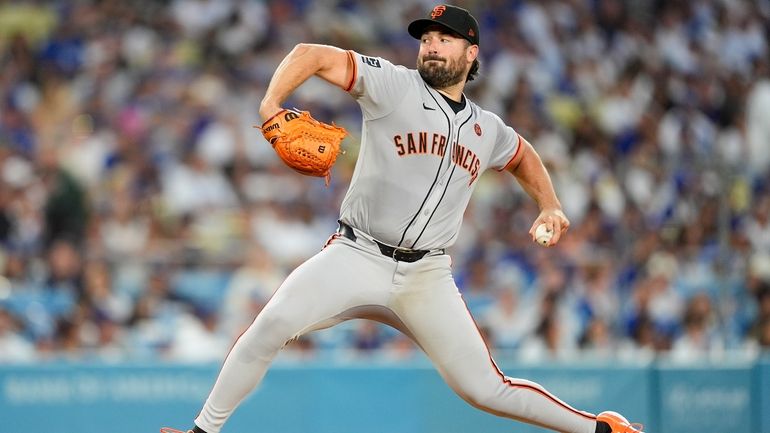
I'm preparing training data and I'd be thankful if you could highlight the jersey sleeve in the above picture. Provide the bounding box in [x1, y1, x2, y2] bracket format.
[488, 113, 522, 171]
[346, 50, 414, 120]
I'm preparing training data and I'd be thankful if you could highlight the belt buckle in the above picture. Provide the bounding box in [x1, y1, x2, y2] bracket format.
[396, 247, 425, 262]
[392, 247, 411, 262]
[391, 247, 403, 261]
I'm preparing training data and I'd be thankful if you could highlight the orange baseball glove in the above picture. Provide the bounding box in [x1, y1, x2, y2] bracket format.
[259, 109, 347, 185]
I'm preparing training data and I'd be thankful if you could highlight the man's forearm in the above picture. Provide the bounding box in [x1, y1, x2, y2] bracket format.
[259, 44, 324, 120]
[511, 141, 561, 211]
[259, 44, 353, 121]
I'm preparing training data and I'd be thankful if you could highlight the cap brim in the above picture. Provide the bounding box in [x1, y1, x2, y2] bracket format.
[408, 18, 465, 42]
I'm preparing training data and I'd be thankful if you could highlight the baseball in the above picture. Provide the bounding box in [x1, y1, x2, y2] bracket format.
[535, 224, 553, 246]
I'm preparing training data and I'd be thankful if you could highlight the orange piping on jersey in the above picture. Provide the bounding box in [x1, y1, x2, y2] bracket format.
[323, 232, 342, 249]
[498, 132, 523, 172]
[344, 50, 357, 92]
[461, 302, 598, 423]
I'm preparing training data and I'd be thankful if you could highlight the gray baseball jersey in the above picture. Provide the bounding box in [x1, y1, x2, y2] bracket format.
[192, 50, 599, 433]
[340, 51, 521, 250]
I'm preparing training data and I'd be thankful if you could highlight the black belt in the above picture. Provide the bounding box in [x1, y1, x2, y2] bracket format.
[337, 222, 442, 263]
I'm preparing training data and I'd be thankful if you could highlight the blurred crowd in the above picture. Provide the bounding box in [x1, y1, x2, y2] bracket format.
[1, 0, 770, 364]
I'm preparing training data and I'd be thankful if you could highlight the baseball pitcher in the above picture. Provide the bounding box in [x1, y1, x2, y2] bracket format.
[163, 4, 643, 433]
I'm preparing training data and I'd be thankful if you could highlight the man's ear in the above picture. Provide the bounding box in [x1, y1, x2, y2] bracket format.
[467, 44, 479, 62]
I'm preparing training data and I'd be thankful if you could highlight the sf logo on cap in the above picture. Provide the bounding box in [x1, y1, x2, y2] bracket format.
[431, 5, 446, 19]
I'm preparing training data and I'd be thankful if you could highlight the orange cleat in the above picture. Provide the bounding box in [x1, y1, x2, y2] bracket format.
[597, 411, 644, 433]
[160, 428, 192, 433]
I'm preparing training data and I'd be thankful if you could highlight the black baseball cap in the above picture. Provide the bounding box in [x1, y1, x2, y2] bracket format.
[408, 4, 480, 46]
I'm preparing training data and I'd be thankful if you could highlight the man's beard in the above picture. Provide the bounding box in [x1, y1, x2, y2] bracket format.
[417, 54, 466, 89]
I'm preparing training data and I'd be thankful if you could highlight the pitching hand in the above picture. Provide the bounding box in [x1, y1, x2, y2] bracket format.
[529, 209, 569, 247]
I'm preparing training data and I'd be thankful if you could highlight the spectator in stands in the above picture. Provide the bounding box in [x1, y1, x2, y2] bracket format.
[578, 318, 616, 360]
[0, 0, 768, 362]
[747, 284, 770, 351]
[0, 307, 36, 362]
[670, 292, 724, 362]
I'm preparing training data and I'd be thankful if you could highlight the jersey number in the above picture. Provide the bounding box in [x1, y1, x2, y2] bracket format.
[361, 56, 381, 68]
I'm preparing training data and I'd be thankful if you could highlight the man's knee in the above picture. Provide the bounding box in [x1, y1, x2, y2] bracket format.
[454, 379, 498, 410]
[239, 308, 300, 350]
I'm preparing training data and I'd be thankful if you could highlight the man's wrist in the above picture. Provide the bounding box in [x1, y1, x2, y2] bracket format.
[538, 202, 563, 213]
[259, 101, 282, 122]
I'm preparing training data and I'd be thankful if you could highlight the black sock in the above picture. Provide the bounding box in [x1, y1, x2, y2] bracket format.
[595, 421, 612, 433]
[192, 426, 208, 433]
